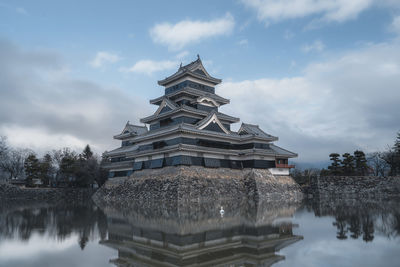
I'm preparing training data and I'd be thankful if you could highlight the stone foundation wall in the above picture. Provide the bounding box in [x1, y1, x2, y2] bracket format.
[310, 175, 400, 199]
[92, 166, 303, 209]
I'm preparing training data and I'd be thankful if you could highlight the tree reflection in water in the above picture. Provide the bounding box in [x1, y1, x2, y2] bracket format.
[0, 202, 108, 250]
[1, 197, 400, 266]
[308, 198, 400, 243]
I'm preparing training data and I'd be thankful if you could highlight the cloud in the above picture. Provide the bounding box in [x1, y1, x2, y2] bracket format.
[302, 40, 325, 53]
[241, 0, 375, 25]
[284, 30, 295, 40]
[89, 51, 121, 68]
[120, 59, 178, 75]
[175, 50, 189, 60]
[390, 15, 400, 34]
[237, 39, 249, 46]
[0, 40, 150, 154]
[218, 40, 400, 162]
[150, 13, 235, 50]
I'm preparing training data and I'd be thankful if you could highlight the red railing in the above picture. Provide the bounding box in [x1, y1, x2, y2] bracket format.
[275, 163, 295, 168]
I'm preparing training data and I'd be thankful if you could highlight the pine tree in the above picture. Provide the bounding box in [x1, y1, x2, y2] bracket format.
[393, 131, 400, 175]
[39, 153, 53, 186]
[354, 150, 368, 176]
[24, 154, 40, 187]
[394, 131, 400, 154]
[82, 145, 93, 161]
[328, 153, 342, 176]
[59, 151, 78, 186]
[342, 153, 355, 176]
[0, 136, 7, 160]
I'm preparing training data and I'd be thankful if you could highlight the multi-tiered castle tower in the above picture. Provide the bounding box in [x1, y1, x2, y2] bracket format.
[103, 56, 297, 178]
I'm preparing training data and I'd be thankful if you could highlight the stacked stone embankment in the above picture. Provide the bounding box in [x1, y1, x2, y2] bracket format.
[310, 176, 400, 200]
[0, 182, 95, 203]
[92, 166, 303, 208]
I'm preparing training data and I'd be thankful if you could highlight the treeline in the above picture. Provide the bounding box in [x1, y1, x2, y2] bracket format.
[324, 150, 369, 176]
[292, 131, 400, 185]
[325, 131, 400, 177]
[0, 136, 107, 188]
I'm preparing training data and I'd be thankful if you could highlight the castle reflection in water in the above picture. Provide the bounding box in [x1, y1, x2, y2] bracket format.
[100, 200, 302, 267]
[1, 198, 400, 266]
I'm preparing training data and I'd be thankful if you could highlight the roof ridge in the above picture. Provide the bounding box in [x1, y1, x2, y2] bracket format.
[195, 109, 219, 126]
[127, 123, 147, 128]
[179, 56, 201, 71]
[242, 122, 259, 127]
[163, 96, 179, 108]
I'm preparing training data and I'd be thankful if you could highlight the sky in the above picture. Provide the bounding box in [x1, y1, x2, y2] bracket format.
[1, 0, 400, 166]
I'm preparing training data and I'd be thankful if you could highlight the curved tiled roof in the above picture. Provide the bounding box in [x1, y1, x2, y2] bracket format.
[150, 87, 230, 106]
[140, 105, 240, 124]
[114, 123, 148, 139]
[238, 123, 277, 140]
[158, 56, 221, 86]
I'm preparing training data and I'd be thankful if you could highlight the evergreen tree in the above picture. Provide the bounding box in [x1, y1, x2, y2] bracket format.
[354, 150, 368, 176]
[24, 154, 40, 187]
[328, 153, 342, 176]
[58, 151, 78, 186]
[82, 145, 93, 161]
[0, 136, 7, 160]
[394, 131, 400, 154]
[39, 153, 53, 186]
[74, 145, 97, 187]
[383, 131, 400, 176]
[342, 153, 355, 176]
[392, 132, 400, 175]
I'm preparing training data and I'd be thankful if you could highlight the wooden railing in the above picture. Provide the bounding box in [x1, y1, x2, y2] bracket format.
[275, 163, 295, 168]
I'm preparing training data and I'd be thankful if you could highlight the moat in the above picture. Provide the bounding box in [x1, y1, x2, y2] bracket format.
[1, 197, 399, 267]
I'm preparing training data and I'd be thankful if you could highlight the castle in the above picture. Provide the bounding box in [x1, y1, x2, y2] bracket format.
[103, 56, 297, 178]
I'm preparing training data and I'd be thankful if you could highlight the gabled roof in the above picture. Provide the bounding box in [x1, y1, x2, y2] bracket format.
[192, 96, 220, 107]
[182, 105, 239, 122]
[140, 104, 240, 124]
[153, 97, 179, 115]
[238, 123, 278, 141]
[150, 87, 230, 106]
[114, 122, 148, 140]
[158, 55, 222, 86]
[196, 111, 230, 134]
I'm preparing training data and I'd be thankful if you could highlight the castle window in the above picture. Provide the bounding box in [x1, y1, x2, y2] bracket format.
[160, 118, 173, 127]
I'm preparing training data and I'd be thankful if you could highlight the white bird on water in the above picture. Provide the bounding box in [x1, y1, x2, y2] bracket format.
[220, 206, 225, 217]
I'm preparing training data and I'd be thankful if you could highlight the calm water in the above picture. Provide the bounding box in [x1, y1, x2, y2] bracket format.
[0, 198, 399, 267]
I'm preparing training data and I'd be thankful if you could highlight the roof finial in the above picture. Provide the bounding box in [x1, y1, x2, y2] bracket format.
[179, 62, 182, 68]
[126, 120, 130, 125]
[197, 54, 200, 60]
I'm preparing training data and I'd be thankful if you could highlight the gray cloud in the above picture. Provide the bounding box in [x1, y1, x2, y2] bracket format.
[0, 39, 151, 154]
[219, 40, 400, 163]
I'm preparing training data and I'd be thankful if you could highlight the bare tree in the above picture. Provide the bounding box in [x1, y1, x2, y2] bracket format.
[0, 136, 7, 159]
[367, 152, 388, 177]
[0, 137, 8, 181]
[52, 148, 76, 171]
[0, 148, 32, 180]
